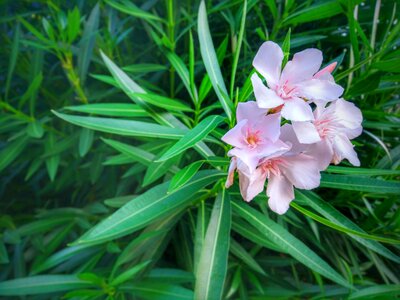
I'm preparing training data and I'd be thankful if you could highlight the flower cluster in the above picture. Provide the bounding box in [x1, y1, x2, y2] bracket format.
[222, 41, 363, 214]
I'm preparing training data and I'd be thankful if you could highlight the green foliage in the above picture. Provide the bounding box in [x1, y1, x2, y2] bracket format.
[1, 0, 399, 299]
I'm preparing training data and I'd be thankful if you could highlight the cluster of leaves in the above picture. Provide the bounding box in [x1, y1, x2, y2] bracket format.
[0, 0, 399, 299]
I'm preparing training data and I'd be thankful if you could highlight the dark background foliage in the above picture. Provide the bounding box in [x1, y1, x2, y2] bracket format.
[0, 0, 399, 299]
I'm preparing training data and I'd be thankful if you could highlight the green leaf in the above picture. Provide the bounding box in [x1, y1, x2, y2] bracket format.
[320, 174, 400, 194]
[198, 1, 232, 120]
[283, 1, 343, 25]
[31, 245, 101, 274]
[232, 199, 352, 288]
[65, 103, 149, 117]
[143, 147, 181, 187]
[0, 275, 92, 296]
[67, 7, 80, 43]
[45, 133, 59, 181]
[78, 128, 94, 157]
[27, 121, 44, 139]
[123, 63, 167, 73]
[105, 0, 165, 23]
[281, 28, 291, 67]
[349, 285, 400, 299]
[230, 239, 265, 275]
[195, 189, 231, 300]
[168, 161, 204, 193]
[53, 111, 185, 139]
[102, 138, 154, 166]
[120, 282, 193, 300]
[165, 52, 197, 103]
[157, 115, 224, 162]
[295, 191, 400, 262]
[131, 92, 193, 112]
[0, 136, 28, 174]
[326, 166, 400, 176]
[111, 261, 151, 286]
[5, 22, 20, 100]
[373, 59, 400, 73]
[73, 170, 224, 246]
[78, 3, 100, 84]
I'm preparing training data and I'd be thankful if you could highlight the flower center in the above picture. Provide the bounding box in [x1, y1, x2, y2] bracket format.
[314, 117, 339, 138]
[245, 128, 262, 149]
[276, 81, 296, 99]
[260, 159, 282, 177]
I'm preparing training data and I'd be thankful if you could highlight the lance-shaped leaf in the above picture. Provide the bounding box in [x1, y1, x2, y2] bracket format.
[53, 111, 185, 139]
[232, 199, 352, 288]
[99, 51, 214, 158]
[168, 161, 204, 192]
[198, 0, 232, 120]
[295, 190, 400, 263]
[73, 170, 224, 246]
[321, 174, 400, 194]
[157, 115, 224, 162]
[0, 275, 92, 296]
[65, 103, 149, 117]
[195, 189, 231, 300]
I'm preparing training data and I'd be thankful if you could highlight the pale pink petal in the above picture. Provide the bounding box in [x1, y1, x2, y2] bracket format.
[281, 48, 323, 84]
[257, 139, 291, 159]
[305, 139, 333, 171]
[333, 99, 363, 135]
[225, 157, 237, 188]
[281, 98, 314, 121]
[229, 148, 260, 173]
[236, 101, 268, 123]
[314, 62, 337, 79]
[267, 174, 294, 215]
[280, 154, 321, 190]
[251, 74, 284, 109]
[252, 41, 283, 87]
[280, 124, 307, 154]
[295, 79, 344, 101]
[254, 113, 281, 142]
[332, 134, 360, 166]
[238, 168, 267, 202]
[292, 121, 321, 144]
[221, 119, 247, 148]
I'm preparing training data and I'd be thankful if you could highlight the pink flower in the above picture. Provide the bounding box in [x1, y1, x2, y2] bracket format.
[292, 99, 363, 170]
[226, 128, 321, 214]
[251, 41, 344, 121]
[221, 101, 289, 173]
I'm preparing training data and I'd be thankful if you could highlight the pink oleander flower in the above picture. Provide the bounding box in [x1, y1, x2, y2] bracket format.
[221, 101, 289, 173]
[225, 125, 321, 215]
[251, 41, 344, 121]
[292, 99, 363, 170]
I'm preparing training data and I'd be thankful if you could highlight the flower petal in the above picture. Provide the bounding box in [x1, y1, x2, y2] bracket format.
[332, 134, 360, 166]
[280, 123, 308, 154]
[279, 154, 321, 190]
[305, 139, 333, 171]
[236, 101, 268, 123]
[225, 157, 237, 188]
[257, 139, 291, 160]
[281, 48, 323, 84]
[267, 174, 294, 215]
[255, 113, 281, 142]
[295, 79, 344, 101]
[292, 121, 321, 144]
[229, 148, 260, 174]
[281, 98, 314, 121]
[252, 41, 283, 87]
[238, 168, 267, 202]
[333, 99, 363, 137]
[251, 74, 284, 109]
[314, 62, 337, 80]
[221, 119, 247, 148]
